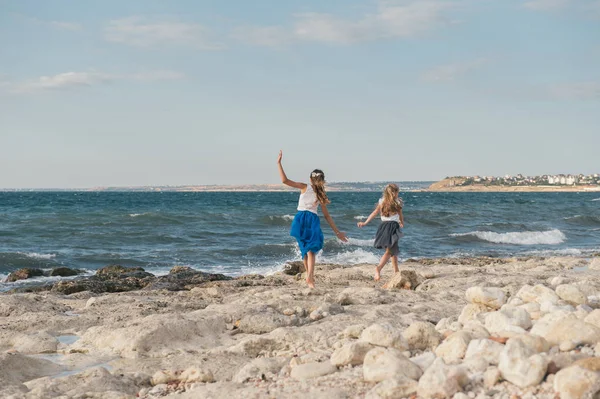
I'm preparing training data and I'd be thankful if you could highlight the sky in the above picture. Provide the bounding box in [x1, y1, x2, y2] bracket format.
[0, 0, 599, 188]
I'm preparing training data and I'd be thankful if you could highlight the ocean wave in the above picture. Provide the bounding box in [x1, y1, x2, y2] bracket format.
[563, 215, 600, 226]
[354, 216, 367, 220]
[319, 248, 380, 265]
[129, 213, 148, 217]
[591, 198, 600, 201]
[343, 237, 375, 247]
[19, 252, 57, 260]
[450, 229, 566, 245]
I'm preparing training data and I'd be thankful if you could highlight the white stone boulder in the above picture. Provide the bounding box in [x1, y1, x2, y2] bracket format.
[589, 257, 600, 271]
[556, 284, 588, 306]
[234, 357, 288, 383]
[498, 338, 548, 388]
[290, 361, 337, 380]
[465, 287, 506, 310]
[434, 331, 472, 363]
[585, 309, 600, 329]
[540, 314, 600, 346]
[485, 306, 532, 334]
[464, 339, 505, 365]
[360, 323, 408, 350]
[554, 358, 600, 399]
[365, 375, 419, 399]
[458, 304, 489, 324]
[402, 321, 442, 351]
[417, 358, 468, 399]
[517, 284, 560, 305]
[330, 341, 374, 366]
[11, 332, 59, 354]
[363, 347, 423, 382]
[410, 351, 436, 372]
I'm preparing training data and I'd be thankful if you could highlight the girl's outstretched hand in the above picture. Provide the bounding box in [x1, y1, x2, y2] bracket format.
[336, 231, 348, 242]
[277, 150, 282, 164]
[357, 221, 366, 228]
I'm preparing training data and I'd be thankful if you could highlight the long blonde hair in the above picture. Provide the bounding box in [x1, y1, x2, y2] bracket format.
[310, 169, 330, 205]
[381, 183, 402, 217]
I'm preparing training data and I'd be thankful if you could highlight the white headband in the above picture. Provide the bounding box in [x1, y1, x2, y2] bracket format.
[311, 172, 323, 178]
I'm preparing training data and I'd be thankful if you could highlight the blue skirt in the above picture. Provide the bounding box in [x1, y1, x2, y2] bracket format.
[290, 211, 324, 259]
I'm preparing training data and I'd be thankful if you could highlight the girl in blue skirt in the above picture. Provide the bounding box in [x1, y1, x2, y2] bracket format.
[277, 150, 348, 288]
[357, 183, 404, 281]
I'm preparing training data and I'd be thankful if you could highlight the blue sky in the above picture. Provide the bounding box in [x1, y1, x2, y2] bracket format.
[0, 0, 599, 188]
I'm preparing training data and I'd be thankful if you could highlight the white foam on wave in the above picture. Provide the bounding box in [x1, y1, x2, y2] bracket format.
[343, 237, 375, 247]
[525, 248, 583, 256]
[19, 252, 56, 260]
[592, 198, 600, 202]
[129, 213, 147, 217]
[451, 229, 566, 245]
[354, 215, 367, 220]
[319, 248, 380, 265]
[269, 214, 294, 221]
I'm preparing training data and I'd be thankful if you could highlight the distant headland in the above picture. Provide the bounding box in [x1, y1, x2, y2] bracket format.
[428, 174, 600, 192]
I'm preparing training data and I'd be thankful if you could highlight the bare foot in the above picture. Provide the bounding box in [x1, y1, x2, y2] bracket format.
[306, 277, 315, 289]
[374, 270, 381, 281]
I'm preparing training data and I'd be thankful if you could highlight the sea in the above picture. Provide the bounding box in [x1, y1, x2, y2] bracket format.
[2, 183, 600, 291]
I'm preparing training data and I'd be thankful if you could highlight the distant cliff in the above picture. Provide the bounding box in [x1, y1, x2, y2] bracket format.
[428, 177, 468, 191]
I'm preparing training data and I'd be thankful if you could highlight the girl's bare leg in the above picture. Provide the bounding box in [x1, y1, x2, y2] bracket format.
[306, 251, 316, 288]
[391, 255, 399, 273]
[375, 249, 392, 281]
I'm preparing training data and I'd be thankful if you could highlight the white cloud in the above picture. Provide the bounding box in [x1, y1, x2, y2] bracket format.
[236, 0, 455, 46]
[49, 21, 83, 31]
[421, 58, 489, 82]
[105, 16, 222, 49]
[548, 82, 600, 100]
[8, 70, 185, 94]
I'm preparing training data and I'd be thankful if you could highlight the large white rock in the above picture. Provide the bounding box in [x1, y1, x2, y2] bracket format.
[584, 309, 600, 329]
[461, 321, 490, 339]
[541, 314, 600, 346]
[554, 363, 600, 399]
[402, 321, 442, 351]
[510, 333, 549, 354]
[417, 358, 468, 399]
[11, 332, 59, 354]
[365, 375, 419, 399]
[589, 257, 600, 271]
[517, 284, 560, 305]
[458, 304, 489, 324]
[465, 287, 506, 310]
[363, 347, 423, 382]
[434, 331, 472, 363]
[556, 284, 588, 306]
[464, 339, 505, 365]
[330, 341, 374, 366]
[518, 302, 542, 320]
[498, 338, 548, 388]
[410, 351, 436, 372]
[234, 357, 287, 383]
[360, 323, 408, 350]
[485, 306, 532, 334]
[290, 361, 337, 380]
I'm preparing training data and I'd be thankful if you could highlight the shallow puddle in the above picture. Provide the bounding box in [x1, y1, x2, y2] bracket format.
[57, 335, 80, 345]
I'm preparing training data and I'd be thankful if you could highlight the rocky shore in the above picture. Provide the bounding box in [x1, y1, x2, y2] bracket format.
[2, 256, 600, 398]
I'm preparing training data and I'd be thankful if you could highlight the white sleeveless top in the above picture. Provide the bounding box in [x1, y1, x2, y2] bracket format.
[298, 184, 319, 214]
[379, 198, 401, 222]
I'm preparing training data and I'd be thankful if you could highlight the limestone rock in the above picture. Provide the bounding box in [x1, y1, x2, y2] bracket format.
[402, 321, 442, 350]
[330, 341, 374, 366]
[484, 306, 532, 334]
[417, 358, 468, 399]
[338, 324, 366, 339]
[12, 332, 59, 354]
[465, 287, 506, 310]
[556, 284, 588, 306]
[410, 351, 436, 372]
[516, 284, 560, 304]
[458, 304, 489, 324]
[584, 309, 600, 329]
[383, 270, 421, 290]
[434, 331, 472, 363]
[237, 312, 297, 334]
[48, 267, 83, 277]
[290, 361, 337, 380]
[360, 323, 408, 350]
[589, 257, 600, 271]
[283, 261, 305, 275]
[484, 366, 501, 388]
[363, 347, 423, 382]
[234, 357, 287, 383]
[464, 339, 505, 365]
[541, 314, 600, 346]
[498, 338, 548, 388]
[553, 365, 600, 399]
[365, 375, 419, 399]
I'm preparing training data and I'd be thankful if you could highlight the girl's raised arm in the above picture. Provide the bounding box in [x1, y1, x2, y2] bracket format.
[321, 203, 348, 242]
[357, 204, 381, 228]
[277, 150, 306, 190]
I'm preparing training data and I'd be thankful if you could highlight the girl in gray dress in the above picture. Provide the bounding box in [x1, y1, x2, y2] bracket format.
[357, 184, 404, 281]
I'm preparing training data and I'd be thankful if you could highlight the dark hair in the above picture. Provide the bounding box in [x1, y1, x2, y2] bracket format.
[310, 169, 330, 205]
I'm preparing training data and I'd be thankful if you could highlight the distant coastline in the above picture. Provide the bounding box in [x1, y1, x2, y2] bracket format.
[428, 176, 600, 192]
